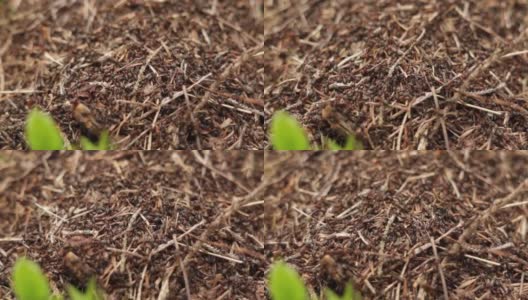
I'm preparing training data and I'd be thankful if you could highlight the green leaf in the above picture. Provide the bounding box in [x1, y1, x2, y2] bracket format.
[80, 131, 111, 150]
[79, 137, 98, 150]
[12, 258, 51, 300]
[67, 285, 87, 300]
[326, 138, 343, 150]
[268, 261, 307, 300]
[67, 278, 103, 300]
[343, 136, 362, 150]
[270, 111, 311, 150]
[97, 131, 111, 150]
[325, 136, 362, 150]
[325, 283, 361, 300]
[25, 109, 64, 150]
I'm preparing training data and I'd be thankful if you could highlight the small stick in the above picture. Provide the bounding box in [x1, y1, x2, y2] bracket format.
[0, 89, 42, 95]
[377, 214, 396, 276]
[193, 46, 261, 113]
[502, 50, 528, 58]
[183, 85, 202, 149]
[431, 237, 449, 300]
[132, 46, 162, 95]
[520, 272, 525, 298]
[451, 179, 528, 254]
[174, 234, 192, 300]
[192, 151, 250, 193]
[0, 237, 23, 242]
[432, 87, 449, 150]
[388, 29, 426, 77]
[464, 254, 501, 266]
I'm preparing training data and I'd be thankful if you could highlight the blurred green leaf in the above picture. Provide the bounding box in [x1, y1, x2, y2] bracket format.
[67, 285, 87, 300]
[12, 258, 51, 300]
[67, 278, 103, 300]
[270, 111, 311, 150]
[325, 136, 362, 150]
[269, 261, 307, 300]
[25, 109, 64, 150]
[326, 138, 343, 150]
[343, 136, 362, 150]
[325, 283, 361, 300]
[80, 131, 111, 150]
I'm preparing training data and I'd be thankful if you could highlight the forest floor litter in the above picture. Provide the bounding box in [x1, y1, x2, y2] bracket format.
[265, 0, 528, 149]
[0, 0, 264, 149]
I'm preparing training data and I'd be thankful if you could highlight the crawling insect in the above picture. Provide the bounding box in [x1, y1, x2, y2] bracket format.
[321, 105, 356, 136]
[320, 254, 345, 282]
[72, 100, 102, 142]
[64, 251, 96, 283]
[320, 253, 357, 286]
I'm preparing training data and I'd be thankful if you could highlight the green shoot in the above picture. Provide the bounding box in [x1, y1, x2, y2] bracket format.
[67, 278, 104, 300]
[12, 257, 103, 300]
[270, 111, 362, 150]
[343, 136, 362, 150]
[270, 111, 311, 150]
[12, 258, 52, 300]
[25, 108, 64, 150]
[326, 138, 344, 151]
[269, 261, 307, 300]
[80, 131, 111, 150]
[25, 109, 111, 150]
[268, 261, 361, 300]
[325, 283, 362, 300]
[326, 136, 363, 151]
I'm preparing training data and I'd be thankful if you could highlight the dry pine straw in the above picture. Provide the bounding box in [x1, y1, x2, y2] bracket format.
[0, 151, 266, 299]
[265, 0, 528, 150]
[0, 0, 264, 150]
[264, 151, 528, 299]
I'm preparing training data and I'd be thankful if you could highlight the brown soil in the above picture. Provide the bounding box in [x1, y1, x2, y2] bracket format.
[264, 151, 528, 299]
[0, 0, 264, 150]
[0, 151, 265, 299]
[264, 0, 528, 150]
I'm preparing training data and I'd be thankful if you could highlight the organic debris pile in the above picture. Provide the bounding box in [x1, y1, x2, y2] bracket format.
[0, 151, 265, 299]
[265, 0, 528, 149]
[0, 0, 264, 149]
[264, 151, 528, 299]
